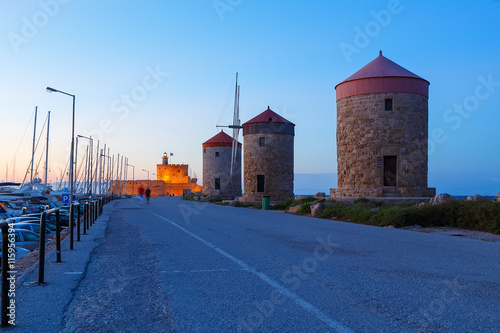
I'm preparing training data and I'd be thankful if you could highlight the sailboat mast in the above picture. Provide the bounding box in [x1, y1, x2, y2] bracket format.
[30, 106, 38, 184]
[230, 73, 239, 182]
[94, 140, 99, 194]
[45, 111, 50, 186]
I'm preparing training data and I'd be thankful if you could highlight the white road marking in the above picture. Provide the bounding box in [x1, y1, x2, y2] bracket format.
[150, 212, 355, 333]
[63, 272, 83, 275]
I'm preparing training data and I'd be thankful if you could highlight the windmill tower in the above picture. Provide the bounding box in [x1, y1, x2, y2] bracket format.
[331, 51, 435, 198]
[241, 107, 295, 202]
[202, 131, 242, 199]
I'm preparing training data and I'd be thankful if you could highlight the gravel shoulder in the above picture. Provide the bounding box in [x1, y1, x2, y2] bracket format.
[399, 225, 500, 242]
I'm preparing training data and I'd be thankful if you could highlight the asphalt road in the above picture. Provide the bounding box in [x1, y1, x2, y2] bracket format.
[61, 197, 500, 332]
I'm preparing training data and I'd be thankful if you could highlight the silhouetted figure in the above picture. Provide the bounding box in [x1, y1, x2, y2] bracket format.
[145, 187, 151, 204]
[137, 186, 145, 203]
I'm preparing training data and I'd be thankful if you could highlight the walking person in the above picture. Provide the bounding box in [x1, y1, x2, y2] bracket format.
[145, 187, 151, 204]
[137, 186, 145, 204]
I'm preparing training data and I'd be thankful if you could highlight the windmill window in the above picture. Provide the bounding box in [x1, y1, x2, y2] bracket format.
[215, 152, 220, 158]
[204, 148, 206, 153]
[259, 137, 265, 147]
[257, 175, 265, 192]
[385, 99, 393, 111]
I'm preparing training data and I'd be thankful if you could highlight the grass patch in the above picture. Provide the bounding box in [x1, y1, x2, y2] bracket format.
[271, 196, 317, 211]
[310, 198, 500, 235]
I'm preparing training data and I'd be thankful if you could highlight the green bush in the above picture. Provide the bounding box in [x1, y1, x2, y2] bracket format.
[299, 196, 316, 204]
[371, 206, 408, 227]
[296, 198, 500, 235]
[299, 202, 312, 214]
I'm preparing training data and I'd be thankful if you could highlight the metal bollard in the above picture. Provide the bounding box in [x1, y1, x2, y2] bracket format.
[90, 201, 94, 226]
[87, 202, 91, 229]
[55, 210, 61, 262]
[38, 211, 47, 283]
[39, 208, 61, 284]
[76, 203, 81, 242]
[69, 205, 74, 250]
[83, 202, 89, 235]
[1, 222, 10, 326]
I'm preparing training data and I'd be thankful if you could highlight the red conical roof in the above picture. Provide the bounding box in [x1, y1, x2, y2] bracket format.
[335, 51, 429, 100]
[202, 130, 242, 148]
[340, 51, 426, 83]
[243, 106, 294, 125]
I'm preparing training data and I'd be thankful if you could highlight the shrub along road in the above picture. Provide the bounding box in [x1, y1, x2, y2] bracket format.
[59, 197, 499, 332]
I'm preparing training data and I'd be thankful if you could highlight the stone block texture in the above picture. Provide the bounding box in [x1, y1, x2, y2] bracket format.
[202, 146, 242, 199]
[242, 133, 294, 202]
[332, 92, 435, 198]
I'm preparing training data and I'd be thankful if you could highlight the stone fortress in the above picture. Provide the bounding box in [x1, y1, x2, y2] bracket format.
[331, 51, 435, 199]
[111, 153, 202, 197]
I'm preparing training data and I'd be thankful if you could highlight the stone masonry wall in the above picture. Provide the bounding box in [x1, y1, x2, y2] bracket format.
[333, 92, 435, 198]
[111, 179, 202, 197]
[156, 164, 190, 183]
[202, 145, 242, 199]
[242, 133, 294, 202]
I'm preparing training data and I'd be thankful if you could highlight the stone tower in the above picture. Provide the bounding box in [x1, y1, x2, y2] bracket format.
[161, 152, 169, 165]
[242, 107, 295, 202]
[202, 130, 242, 199]
[331, 51, 435, 198]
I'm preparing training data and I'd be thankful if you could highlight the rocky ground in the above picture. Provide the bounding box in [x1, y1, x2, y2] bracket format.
[399, 225, 500, 242]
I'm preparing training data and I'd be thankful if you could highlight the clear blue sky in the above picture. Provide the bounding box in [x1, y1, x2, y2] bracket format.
[1, 0, 499, 195]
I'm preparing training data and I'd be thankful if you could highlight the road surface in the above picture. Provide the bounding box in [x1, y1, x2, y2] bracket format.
[60, 197, 500, 332]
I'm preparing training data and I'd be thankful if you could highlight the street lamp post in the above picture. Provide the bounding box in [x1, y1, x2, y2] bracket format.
[127, 163, 135, 195]
[142, 169, 149, 187]
[46, 87, 75, 206]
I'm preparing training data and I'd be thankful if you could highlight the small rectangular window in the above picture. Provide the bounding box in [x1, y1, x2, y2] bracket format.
[203, 148, 206, 153]
[215, 178, 221, 190]
[257, 175, 265, 192]
[385, 99, 393, 111]
[259, 137, 265, 147]
[215, 152, 220, 158]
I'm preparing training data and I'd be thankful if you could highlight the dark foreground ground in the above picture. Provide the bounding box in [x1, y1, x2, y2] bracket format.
[11, 197, 500, 332]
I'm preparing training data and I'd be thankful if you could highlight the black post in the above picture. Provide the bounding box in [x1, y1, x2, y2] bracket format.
[83, 202, 87, 235]
[38, 212, 47, 284]
[69, 204, 74, 250]
[55, 209, 61, 263]
[87, 202, 91, 229]
[1, 222, 10, 326]
[76, 203, 81, 241]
